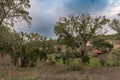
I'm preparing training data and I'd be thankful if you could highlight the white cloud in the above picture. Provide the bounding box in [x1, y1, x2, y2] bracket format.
[98, 0, 120, 35]
[20, 0, 68, 38]
[15, 0, 120, 38]
[16, 0, 67, 33]
[103, 0, 120, 17]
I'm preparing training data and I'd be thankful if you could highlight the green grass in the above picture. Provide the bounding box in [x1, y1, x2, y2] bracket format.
[0, 53, 120, 80]
[47, 53, 120, 67]
[47, 53, 102, 67]
[88, 57, 100, 66]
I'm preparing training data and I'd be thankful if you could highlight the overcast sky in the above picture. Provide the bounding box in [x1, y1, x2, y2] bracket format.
[16, 0, 120, 38]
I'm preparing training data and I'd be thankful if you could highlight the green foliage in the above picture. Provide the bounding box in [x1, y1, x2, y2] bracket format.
[112, 49, 120, 66]
[0, 0, 32, 27]
[91, 37, 105, 49]
[83, 54, 90, 63]
[98, 54, 107, 66]
[91, 36, 113, 52]
[0, 26, 12, 54]
[88, 58, 100, 66]
[109, 19, 120, 40]
[110, 19, 120, 34]
[27, 48, 40, 67]
[1, 30, 54, 67]
[105, 34, 118, 39]
[54, 13, 109, 63]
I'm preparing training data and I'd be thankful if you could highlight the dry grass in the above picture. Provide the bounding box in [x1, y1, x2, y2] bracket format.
[0, 56, 120, 80]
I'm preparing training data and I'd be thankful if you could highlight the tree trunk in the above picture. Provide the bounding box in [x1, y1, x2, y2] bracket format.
[80, 42, 87, 63]
[0, 52, 4, 59]
[20, 56, 28, 67]
[81, 51, 85, 63]
[12, 55, 18, 66]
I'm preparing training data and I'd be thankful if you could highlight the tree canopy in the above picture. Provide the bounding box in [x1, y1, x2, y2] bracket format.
[0, 0, 32, 27]
[54, 13, 109, 63]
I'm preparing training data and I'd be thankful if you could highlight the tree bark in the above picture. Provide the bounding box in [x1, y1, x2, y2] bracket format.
[81, 42, 87, 63]
[20, 56, 28, 67]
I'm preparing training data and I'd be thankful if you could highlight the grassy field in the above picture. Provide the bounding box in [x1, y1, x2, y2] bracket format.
[0, 65, 120, 80]
[0, 55, 120, 80]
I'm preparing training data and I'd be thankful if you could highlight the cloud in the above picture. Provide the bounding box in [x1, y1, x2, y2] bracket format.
[102, 0, 120, 17]
[15, 0, 120, 38]
[16, 0, 67, 38]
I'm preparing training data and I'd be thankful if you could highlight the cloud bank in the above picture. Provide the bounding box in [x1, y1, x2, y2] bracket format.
[15, 0, 120, 38]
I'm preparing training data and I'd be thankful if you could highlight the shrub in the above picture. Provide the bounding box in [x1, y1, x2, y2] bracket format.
[83, 54, 90, 63]
[111, 49, 120, 66]
[98, 54, 107, 66]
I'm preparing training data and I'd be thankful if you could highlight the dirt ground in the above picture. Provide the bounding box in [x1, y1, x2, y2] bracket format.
[0, 56, 120, 80]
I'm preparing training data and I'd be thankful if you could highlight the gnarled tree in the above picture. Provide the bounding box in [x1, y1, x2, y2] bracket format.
[54, 13, 109, 63]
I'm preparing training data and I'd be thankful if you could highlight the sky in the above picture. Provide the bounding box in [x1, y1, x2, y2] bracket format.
[16, 0, 120, 38]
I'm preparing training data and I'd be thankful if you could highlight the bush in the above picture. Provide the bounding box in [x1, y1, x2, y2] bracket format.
[83, 54, 90, 63]
[98, 54, 107, 66]
[46, 57, 56, 66]
[111, 49, 120, 66]
[27, 48, 40, 67]
[99, 59, 106, 66]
